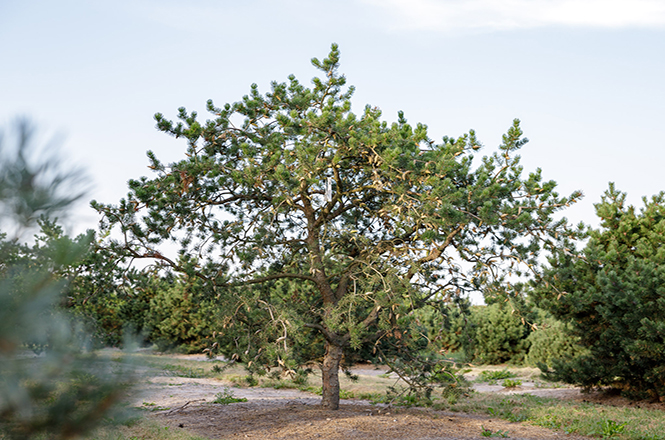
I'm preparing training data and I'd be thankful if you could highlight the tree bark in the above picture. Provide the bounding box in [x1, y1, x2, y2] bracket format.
[321, 340, 343, 410]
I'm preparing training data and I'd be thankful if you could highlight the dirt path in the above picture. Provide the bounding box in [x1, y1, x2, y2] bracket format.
[131, 363, 592, 440]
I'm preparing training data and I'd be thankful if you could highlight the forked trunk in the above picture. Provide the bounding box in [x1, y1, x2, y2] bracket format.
[321, 340, 343, 410]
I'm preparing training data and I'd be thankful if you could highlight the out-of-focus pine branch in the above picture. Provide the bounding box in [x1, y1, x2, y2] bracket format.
[0, 119, 88, 236]
[0, 119, 134, 440]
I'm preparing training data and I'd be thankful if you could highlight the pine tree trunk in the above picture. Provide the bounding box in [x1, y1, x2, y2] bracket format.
[321, 340, 343, 410]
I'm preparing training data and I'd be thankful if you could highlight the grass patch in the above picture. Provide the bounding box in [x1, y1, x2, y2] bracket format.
[302, 385, 322, 395]
[161, 364, 206, 378]
[84, 418, 206, 440]
[229, 374, 259, 387]
[475, 369, 517, 384]
[296, 386, 355, 400]
[266, 379, 299, 390]
[140, 401, 170, 412]
[446, 393, 665, 440]
[123, 352, 246, 380]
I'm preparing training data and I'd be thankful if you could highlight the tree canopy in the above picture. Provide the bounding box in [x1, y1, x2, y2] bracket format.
[94, 44, 581, 409]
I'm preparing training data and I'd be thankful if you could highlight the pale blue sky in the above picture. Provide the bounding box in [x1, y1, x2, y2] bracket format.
[2, 0, 665, 235]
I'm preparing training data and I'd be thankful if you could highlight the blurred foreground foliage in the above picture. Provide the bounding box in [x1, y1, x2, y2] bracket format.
[0, 120, 133, 439]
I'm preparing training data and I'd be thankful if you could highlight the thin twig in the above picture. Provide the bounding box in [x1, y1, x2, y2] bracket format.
[166, 399, 205, 415]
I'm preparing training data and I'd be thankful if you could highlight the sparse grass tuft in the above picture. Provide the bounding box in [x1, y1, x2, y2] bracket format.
[212, 388, 248, 404]
[501, 379, 522, 388]
[481, 425, 510, 437]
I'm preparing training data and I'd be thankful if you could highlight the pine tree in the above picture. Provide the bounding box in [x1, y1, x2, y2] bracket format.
[533, 183, 665, 400]
[94, 44, 580, 409]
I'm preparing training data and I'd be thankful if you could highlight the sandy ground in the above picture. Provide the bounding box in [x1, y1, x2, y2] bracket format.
[128, 359, 595, 440]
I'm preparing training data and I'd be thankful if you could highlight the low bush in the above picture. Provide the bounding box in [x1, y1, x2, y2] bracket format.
[525, 318, 586, 369]
[146, 282, 222, 353]
[470, 304, 531, 365]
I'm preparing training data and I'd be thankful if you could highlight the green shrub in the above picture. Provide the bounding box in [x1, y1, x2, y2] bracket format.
[424, 301, 532, 365]
[470, 304, 530, 365]
[70, 269, 223, 353]
[146, 282, 222, 353]
[525, 318, 586, 369]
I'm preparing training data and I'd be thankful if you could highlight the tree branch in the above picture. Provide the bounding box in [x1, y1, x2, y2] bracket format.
[231, 272, 318, 286]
